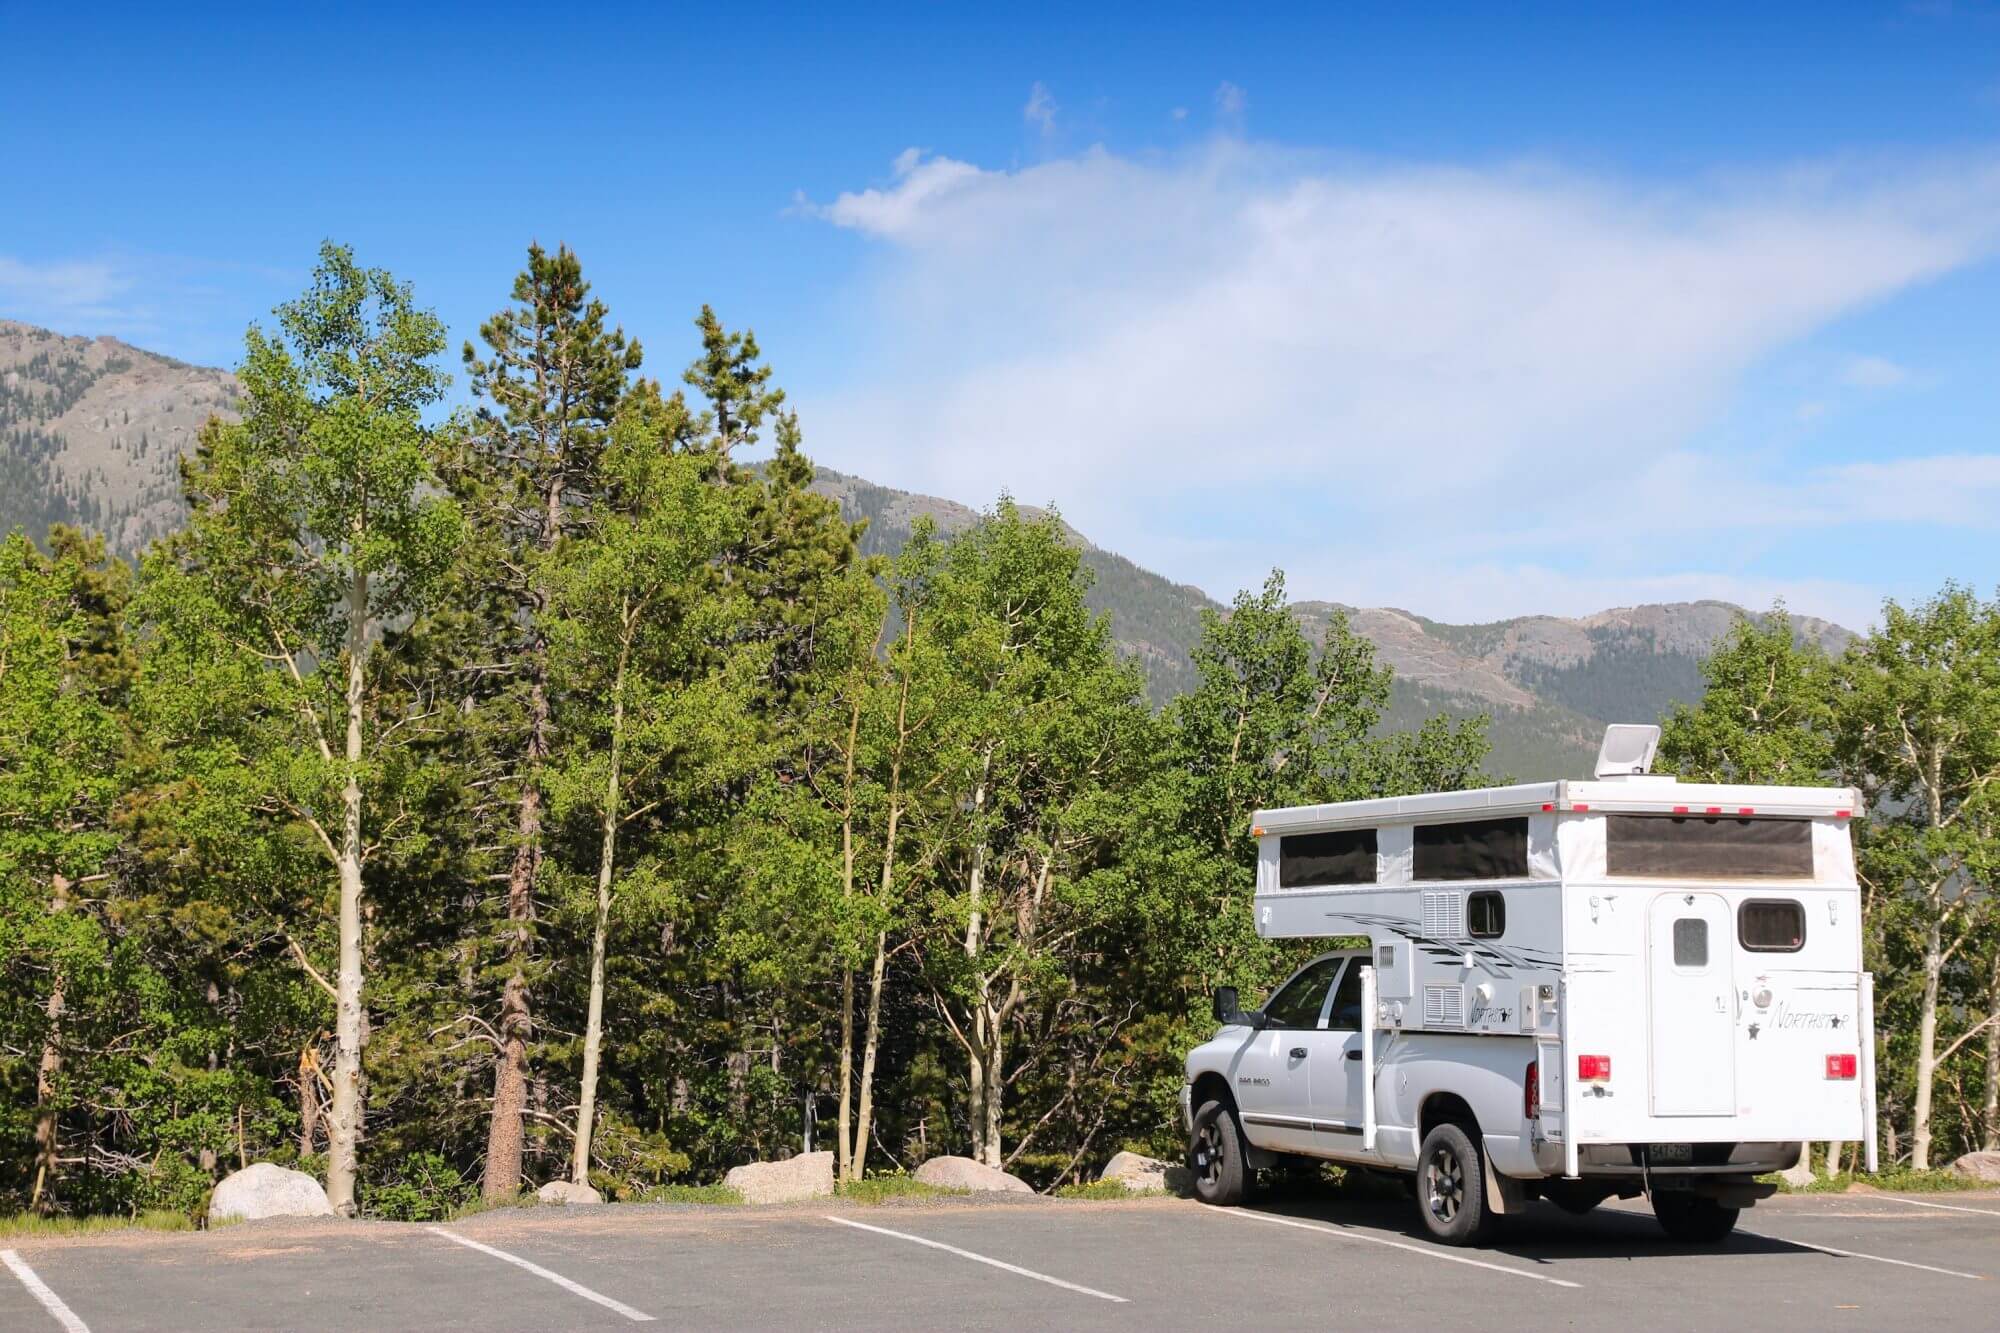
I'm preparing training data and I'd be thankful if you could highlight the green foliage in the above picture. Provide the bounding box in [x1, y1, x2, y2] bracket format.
[1051, 1178, 1137, 1199]
[0, 1209, 194, 1239]
[364, 1151, 474, 1221]
[1660, 606, 1836, 783]
[834, 1173, 963, 1202]
[630, 1183, 743, 1205]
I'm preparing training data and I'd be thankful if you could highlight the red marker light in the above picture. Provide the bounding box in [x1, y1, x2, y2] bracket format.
[1524, 1059, 1540, 1119]
[1835, 809, 1852, 819]
[1672, 805, 1690, 815]
[1572, 803, 1590, 813]
[1826, 1054, 1857, 1080]
[1705, 806, 1723, 815]
[1578, 1054, 1612, 1083]
[1540, 803, 1554, 812]
[1738, 807, 1756, 816]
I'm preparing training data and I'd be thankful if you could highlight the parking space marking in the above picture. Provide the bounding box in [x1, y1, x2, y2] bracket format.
[822, 1215, 1129, 1303]
[1212, 1208, 1583, 1289]
[1877, 1196, 2000, 1219]
[1, 1250, 91, 1333]
[1735, 1227, 1988, 1281]
[426, 1227, 657, 1321]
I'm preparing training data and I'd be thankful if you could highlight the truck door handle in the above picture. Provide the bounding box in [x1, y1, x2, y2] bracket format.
[1289, 1047, 1308, 1059]
[1345, 1049, 1362, 1060]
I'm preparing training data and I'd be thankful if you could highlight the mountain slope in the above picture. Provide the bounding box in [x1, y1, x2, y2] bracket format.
[0, 320, 237, 551]
[0, 322, 1853, 779]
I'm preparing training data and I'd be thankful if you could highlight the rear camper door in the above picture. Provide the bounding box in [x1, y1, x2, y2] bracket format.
[1647, 893, 1736, 1116]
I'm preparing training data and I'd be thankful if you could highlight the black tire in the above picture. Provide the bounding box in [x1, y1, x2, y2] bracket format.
[1416, 1121, 1496, 1245]
[1651, 1191, 1739, 1243]
[1188, 1098, 1250, 1206]
[1541, 1180, 1609, 1216]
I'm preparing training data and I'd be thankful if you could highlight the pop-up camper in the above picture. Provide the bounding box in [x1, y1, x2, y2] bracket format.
[1182, 724, 1874, 1244]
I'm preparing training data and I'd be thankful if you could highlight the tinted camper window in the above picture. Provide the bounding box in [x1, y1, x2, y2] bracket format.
[1467, 891, 1506, 939]
[1278, 828, 1378, 888]
[1739, 899, 1807, 952]
[1606, 816, 1813, 879]
[1413, 818, 1529, 881]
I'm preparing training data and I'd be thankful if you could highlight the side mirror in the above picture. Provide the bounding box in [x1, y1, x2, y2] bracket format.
[1211, 986, 1239, 1023]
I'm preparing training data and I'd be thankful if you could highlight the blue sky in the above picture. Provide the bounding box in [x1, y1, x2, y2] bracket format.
[4, 1, 1998, 628]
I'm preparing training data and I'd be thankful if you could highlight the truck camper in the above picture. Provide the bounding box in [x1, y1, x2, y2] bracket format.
[1183, 725, 1875, 1245]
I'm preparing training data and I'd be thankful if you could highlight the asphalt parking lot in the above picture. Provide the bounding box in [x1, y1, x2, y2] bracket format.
[4, 1188, 1996, 1332]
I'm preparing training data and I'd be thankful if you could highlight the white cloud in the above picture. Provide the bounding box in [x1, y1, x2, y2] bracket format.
[1842, 353, 1913, 388]
[801, 141, 2000, 623]
[1214, 81, 1247, 119]
[0, 255, 137, 323]
[1023, 82, 1058, 136]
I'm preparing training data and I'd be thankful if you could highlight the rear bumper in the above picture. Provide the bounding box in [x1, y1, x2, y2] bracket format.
[1532, 1140, 1801, 1177]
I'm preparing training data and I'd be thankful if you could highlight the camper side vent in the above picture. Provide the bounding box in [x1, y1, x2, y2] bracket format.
[1423, 984, 1466, 1029]
[1421, 891, 1463, 939]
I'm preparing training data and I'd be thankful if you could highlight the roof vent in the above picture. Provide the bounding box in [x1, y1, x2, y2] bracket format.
[1594, 724, 1661, 781]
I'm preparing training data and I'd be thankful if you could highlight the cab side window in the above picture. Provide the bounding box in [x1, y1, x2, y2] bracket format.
[1325, 961, 1366, 1030]
[1262, 958, 1342, 1028]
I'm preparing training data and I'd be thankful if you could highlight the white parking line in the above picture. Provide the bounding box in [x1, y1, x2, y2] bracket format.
[1736, 1227, 1989, 1281]
[822, 1215, 1129, 1303]
[426, 1227, 656, 1321]
[1212, 1207, 1583, 1289]
[1, 1250, 91, 1333]
[1877, 1195, 2000, 1219]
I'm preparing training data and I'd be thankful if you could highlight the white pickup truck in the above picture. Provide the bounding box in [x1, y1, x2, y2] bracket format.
[1182, 727, 1874, 1245]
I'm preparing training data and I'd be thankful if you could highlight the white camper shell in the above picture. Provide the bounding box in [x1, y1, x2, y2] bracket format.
[1181, 726, 1875, 1246]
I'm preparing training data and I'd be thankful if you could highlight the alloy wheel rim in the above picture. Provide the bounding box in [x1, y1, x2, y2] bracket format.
[1425, 1146, 1463, 1223]
[1195, 1123, 1222, 1183]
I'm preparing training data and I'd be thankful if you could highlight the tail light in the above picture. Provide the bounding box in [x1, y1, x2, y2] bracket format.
[1826, 1053, 1857, 1080]
[1578, 1054, 1612, 1083]
[1524, 1059, 1540, 1119]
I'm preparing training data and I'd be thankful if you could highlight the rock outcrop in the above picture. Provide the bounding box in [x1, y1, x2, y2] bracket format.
[913, 1156, 1034, 1194]
[722, 1150, 835, 1204]
[1097, 1150, 1190, 1195]
[536, 1179, 603, 1205]
[209, 1163, 334, 1222]
[1949, 1150, 2000, 1183]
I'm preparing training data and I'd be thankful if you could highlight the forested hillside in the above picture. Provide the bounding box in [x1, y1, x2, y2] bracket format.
[1, 321, 1853, 780]
[0, 244, 1991, 1226]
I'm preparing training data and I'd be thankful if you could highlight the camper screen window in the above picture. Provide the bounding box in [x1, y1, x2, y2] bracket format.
[1413, 818, 1529, 881]
[1606, 815, 1813, 879]
[1278, 828, 1378, 888]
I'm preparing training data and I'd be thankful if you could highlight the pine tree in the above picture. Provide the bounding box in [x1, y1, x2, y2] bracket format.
[449, 244, 643, 1200]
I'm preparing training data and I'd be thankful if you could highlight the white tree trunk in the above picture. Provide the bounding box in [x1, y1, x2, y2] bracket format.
[1913, 913, 1943, 1171]
[852, 931, 889, 1178]
[573, 633, 631, 1184]
[1985, 957, 2000, 1152]
[326, 564, 369, 1216]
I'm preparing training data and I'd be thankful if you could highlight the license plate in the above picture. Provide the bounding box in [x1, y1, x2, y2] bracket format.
[1650, 1143, 1694, 1165]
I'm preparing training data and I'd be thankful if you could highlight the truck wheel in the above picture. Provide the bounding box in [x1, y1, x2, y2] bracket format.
[1651, 1191, 1739, 1243]
[1188, 1099, 1249, 1206]
[1416, 1122, 1495, 1245]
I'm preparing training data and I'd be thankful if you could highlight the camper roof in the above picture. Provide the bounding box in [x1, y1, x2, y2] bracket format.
[1250, 775, 1863, 838]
